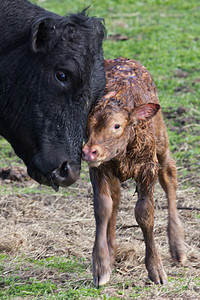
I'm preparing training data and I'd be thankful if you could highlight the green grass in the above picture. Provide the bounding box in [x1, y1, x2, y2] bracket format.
[0, 137, 23, 167]
[0, 0, 200, 299]
[0, 254, 109, 299]
[0, 278, 56, 299]
[0, 253, 199, 299]
[28, 256, 86, 273]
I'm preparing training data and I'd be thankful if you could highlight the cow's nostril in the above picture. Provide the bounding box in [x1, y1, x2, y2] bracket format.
[60, 162, 69, 177]
[50, 161, 80, 189]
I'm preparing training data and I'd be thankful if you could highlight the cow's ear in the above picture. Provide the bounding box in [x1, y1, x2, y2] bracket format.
[31, 17, 56, 53]
[131, 103, 160, 122]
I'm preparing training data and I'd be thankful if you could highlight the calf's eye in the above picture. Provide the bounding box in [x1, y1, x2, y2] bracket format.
[114, 124, 121, 130]
[55, 71, 67, 85]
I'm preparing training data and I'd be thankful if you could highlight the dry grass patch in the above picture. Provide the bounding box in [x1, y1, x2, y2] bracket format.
[0, 168, 199, 299]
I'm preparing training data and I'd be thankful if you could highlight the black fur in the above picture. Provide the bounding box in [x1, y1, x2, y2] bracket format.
[0, 0, 106, 188]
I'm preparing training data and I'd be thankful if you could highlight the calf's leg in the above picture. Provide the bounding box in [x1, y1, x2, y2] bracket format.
[89, 168, 120, 287]
[107, 177, 121, 265]
[135, 169, 167, 284]
[158, 150, 186, 263]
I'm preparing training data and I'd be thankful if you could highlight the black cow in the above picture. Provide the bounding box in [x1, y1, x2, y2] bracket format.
[0, 0, 106, 190]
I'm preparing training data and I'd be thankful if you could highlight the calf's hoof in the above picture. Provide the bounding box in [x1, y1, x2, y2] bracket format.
[168, 220, 187, 264]
[93, 271, 111, 287]
[146, 251, 168, 285]
[148, 263, 168, 285]
[92, 248, 111, 287]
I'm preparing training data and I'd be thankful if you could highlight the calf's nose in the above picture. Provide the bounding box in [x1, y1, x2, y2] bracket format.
[82, 144, 99, 161]
[89, 146, 100, 160]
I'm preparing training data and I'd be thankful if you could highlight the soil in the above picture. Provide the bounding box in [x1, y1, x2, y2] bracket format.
[0, 166, 199, 299]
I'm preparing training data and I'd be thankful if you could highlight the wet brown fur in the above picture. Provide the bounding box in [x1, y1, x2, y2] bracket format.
[83, 57, 186, 287]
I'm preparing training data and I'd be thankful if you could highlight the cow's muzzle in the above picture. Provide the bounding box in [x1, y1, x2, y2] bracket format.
[50, 161, 80, 191]
[28, 161, 80, 191]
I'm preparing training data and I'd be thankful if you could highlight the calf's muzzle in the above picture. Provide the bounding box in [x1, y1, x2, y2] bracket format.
[82, 144, 101, 161]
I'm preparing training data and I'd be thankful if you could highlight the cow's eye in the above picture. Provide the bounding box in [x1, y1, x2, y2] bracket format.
[114, 124, 121, 130]
[55, 71, 67, 85]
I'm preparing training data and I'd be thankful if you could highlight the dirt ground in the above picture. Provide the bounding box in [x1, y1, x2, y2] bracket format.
[0, 166, 199, 299]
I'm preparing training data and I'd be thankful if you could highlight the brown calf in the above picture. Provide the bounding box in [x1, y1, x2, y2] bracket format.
[82, 57, 186, 287]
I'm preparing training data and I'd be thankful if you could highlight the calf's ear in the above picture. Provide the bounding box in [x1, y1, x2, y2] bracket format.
[132, 103, 160, 122]
[31, 17, 56, 53]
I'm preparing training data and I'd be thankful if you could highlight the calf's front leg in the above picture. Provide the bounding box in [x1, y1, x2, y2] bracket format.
[90, 168, 113, 287]
[135, 172, 167, 284]
[107, 176, 121, 265]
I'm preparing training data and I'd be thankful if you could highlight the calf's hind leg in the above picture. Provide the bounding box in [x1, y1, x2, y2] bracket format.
[158, 149, 186, 263]
[135, 169, 167, 284]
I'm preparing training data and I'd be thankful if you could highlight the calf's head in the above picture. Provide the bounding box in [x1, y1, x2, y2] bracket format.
[0, 11, 106, 190]
[82, 100, 160, 167]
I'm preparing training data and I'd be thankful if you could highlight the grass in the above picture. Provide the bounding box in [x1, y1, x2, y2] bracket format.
[0, 254, 106, 299]
[28, 256, 87, 273]
[0, 253, 199, 299]
[0, 0, 200, 299]
[0, 183, 199, 299]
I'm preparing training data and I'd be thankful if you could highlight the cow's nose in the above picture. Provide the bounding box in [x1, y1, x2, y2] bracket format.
[59, 161, 70, 177]
[51, 161, 80, 190]
[59, 161, 80, 182]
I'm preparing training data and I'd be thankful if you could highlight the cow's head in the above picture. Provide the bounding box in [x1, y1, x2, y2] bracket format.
[0, 11, 106, 190]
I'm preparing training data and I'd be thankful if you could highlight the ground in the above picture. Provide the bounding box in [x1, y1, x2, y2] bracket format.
[0, 161, 199, 299]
